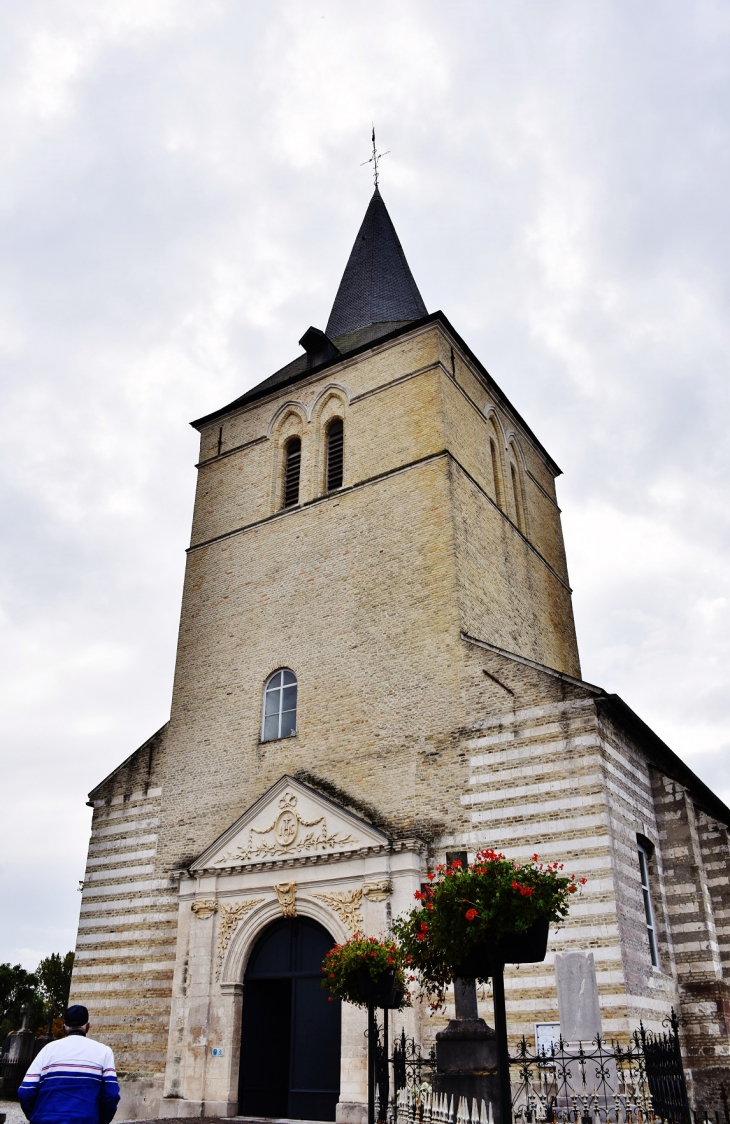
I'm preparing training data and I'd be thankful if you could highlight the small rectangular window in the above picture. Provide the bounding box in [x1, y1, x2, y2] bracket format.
[637, 842, 659, 968]
[446, 850, 468, 870]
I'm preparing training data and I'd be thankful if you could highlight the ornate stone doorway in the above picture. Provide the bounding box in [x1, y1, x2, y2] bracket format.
[239, 916, 341, 1121]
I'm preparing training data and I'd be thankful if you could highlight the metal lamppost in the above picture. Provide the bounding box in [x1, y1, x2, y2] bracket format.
[367, 1002, 389, 1124]
[360, 968, 400, 1124]
[490, 965, 512, 1124]
[367, 1000, 377, 1124]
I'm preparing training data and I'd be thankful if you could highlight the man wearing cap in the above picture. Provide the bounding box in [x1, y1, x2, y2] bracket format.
[18, 1004, 120, 1124]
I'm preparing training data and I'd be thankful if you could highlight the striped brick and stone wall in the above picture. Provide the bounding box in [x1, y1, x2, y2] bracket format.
[651, 774, 730, 1102]
[70, 729, 176, 1120]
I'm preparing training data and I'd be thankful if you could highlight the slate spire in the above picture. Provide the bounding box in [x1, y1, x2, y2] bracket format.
[325, 188, 427, 342]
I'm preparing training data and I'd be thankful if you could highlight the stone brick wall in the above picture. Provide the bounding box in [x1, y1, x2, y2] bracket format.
[68, 317, 729, 1117]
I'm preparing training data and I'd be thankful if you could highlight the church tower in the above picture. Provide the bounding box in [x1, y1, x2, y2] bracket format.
[71, 189, 730, 1122]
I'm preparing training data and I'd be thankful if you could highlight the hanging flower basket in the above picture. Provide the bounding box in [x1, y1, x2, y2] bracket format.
[354, 966, 404, 1009]
[392, 851, 585, 1005]
[321, 935, 411, 1010]
[453, 916, 550, 978]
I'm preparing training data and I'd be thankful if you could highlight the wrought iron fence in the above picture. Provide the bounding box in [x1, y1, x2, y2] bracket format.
[392, 1027, 437, 1092]
[384, 1010, 694, 1124]
[389, 1085, 492, 1124]
[509, 1011, 690, 1124]
[639, 1014, 692, 1124]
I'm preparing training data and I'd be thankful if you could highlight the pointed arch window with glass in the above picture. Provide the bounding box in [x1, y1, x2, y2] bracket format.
[262, 669, 298, 741]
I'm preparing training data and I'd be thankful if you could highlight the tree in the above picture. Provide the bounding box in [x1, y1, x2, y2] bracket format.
[36, 952, 75, 1018]
[0, 963, 41, 1042]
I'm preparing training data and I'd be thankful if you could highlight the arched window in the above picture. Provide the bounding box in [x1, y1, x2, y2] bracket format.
[283, 437, 301, 508]
[262, 669, 297, 741]
[489, 437, 503, 510]
[511, 463, 525, 533]
[326, 418, 344, 491]
[637, 837, 659, 968]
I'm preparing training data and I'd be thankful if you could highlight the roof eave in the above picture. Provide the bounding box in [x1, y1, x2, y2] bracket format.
[596, 694, 730, 828]
[190, 312, 562, 476]
[86, 722, 169, 803]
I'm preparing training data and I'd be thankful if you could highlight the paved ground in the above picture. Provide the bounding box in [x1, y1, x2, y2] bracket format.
[0, 1105, 231, 1124]
[0, 1099, 27, 1124]
[1, 1107, 323, 1124]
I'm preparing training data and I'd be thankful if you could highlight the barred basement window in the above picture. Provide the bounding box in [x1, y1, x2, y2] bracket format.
[637, 839, 659, 968]
[326, 418, 344, 491]
[283, 437, 301, 508]
[262, 669, 297, 741]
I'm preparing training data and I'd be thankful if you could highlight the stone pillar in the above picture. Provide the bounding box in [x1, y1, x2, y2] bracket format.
[336, 1003, 368, 1124]
[434, 981, 499, 1121]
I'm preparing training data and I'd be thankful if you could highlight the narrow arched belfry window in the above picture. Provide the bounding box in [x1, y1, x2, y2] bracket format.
[637, 838, 659, 969]
[262, 669, 297, 741]
[511, 463, 525, 533]
[283, 437, 301, 508]
[490, 438, 503, 510]
[326, 418, 344, 491]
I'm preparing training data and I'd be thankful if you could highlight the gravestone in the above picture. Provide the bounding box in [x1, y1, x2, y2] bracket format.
[555, 950, 602, 1044]
[3, 1005, 36, 1097]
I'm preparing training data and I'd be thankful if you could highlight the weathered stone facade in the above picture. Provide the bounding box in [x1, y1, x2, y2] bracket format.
[69, 192, 730, 1121]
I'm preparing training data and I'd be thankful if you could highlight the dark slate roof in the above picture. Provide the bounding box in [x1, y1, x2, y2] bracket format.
[596, 694, 730, 828]
[191, 190, 428, 424]
[325, 188, 427, 339]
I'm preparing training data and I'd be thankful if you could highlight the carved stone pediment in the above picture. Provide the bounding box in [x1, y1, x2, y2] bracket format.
[191, 775, 389, 872]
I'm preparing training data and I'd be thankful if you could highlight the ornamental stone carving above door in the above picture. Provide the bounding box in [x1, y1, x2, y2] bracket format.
[190, 775, 390, 873]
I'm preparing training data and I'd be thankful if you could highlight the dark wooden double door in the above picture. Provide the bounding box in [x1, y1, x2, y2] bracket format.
[239, 917, 341, 1121]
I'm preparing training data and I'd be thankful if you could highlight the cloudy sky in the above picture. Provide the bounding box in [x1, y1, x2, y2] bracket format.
[1, 1, 729, 969]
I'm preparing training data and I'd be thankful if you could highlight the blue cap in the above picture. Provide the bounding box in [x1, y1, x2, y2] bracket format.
[64, 1004, 89, 1026]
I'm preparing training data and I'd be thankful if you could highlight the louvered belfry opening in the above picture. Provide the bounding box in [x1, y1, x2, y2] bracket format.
[283, 437, 301, 507]
[326, 419, 344, 491]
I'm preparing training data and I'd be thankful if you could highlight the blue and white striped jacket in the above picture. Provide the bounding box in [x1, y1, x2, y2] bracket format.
[18, 1034, 120, 1124]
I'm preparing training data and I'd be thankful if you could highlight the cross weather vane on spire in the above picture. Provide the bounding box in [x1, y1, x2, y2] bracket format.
[361, 126, 389, 189]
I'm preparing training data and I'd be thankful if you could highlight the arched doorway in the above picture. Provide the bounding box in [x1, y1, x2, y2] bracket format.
[239, 916, 341, 1120]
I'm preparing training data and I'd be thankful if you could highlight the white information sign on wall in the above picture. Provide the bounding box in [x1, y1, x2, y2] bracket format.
[535, 1023, 561, 1053]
